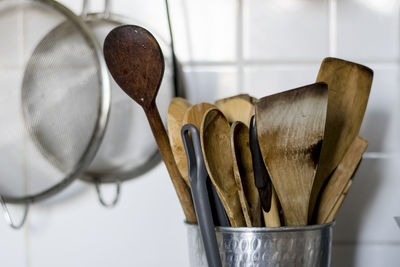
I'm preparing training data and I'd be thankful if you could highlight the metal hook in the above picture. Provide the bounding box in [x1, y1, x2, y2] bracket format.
[103, 0, 111, 18]
[81, 0, 111, 19]
[81, 0, 89, 18]
[0, 196, 29, 230]
[95, 180, 121, 208]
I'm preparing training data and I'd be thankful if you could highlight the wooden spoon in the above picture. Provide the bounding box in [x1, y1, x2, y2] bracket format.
[309, 57, 373, 221]
[316, 136, 368, 224]
[215, 96, 254, 127]
[230, 121, 262, 227]
[167, 98, 192, 186]
[201, 108, 246, 227]
[103, 25, 196, 223]
[182, 103, 216, 129]
[215, 94, 253, 104]
[255, 82, 328, 226]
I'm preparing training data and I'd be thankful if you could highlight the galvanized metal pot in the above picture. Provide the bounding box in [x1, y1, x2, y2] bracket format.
[186, 222, 334, 267]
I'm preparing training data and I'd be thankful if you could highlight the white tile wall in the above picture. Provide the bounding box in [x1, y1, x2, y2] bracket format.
[0, 0, 399, 266]
[244, 64, 319, 98]
[336, 0, 400, 62]
[243, 0, 330, 61]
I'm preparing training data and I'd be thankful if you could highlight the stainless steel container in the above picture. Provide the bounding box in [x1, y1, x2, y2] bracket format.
[186, 222, 334, 267]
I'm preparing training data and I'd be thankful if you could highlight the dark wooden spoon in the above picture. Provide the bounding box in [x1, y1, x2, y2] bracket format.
[103, 25, 196, 223]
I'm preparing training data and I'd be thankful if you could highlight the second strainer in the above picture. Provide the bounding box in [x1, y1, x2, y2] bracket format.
[22, 0, 174, 206]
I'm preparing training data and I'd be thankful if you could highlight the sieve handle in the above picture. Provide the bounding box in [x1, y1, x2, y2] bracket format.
[0, 196, 29, 230]
[81, 0, 111, 18]
[95, 180, 121, 208]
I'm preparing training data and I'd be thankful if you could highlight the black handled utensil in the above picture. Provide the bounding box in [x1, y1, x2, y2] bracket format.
[249, 116, 272, 212]
[182, 124, 222, 267]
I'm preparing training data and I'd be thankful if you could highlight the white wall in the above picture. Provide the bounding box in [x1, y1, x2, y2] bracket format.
[0, 0, 399, 266]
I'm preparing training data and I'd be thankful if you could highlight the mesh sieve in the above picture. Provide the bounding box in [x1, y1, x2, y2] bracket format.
[0, 0, 110, 203]
[20, 0, 174, 207]
[81, 5, 174, 184]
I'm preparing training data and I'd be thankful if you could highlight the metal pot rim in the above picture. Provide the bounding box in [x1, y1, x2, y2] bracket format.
[185, 221, 335, 233]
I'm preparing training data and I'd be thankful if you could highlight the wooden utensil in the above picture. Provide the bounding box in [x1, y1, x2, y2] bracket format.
[255, 83, 328, 226]
[309, 57, 373, 221]
[103, 25, 196, 223]
[230, 121, 262, 227]
[215, 96, 254, 127]
[201, 108, 246, 227]
[316, 136, 368, 224]
[182, 103, 216, 129]
[182, 103, 229, 227]
[249, 116, 281, 227]
[324, 179, 352, 223]
[215, 94, 252, 103]
[167, 98, 192, 186]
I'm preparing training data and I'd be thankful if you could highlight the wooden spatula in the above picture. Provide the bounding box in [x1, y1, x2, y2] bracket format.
[309, 57, 373, 221]
[324, 179, 352, 223]
[215, 96, 254, 127]
[103, 25, 196, 223]
[230, 121, 262, 227]
[201, 108, 246, 227]
[316, 136, 368, 224]
[167, 98, 191, 186]
[255, 83, 328, 226]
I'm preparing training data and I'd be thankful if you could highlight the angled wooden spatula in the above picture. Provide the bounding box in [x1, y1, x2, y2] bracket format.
[316, 136, 368, 224]
[255, 83, 328, 226]
[309, 57, 373, 221]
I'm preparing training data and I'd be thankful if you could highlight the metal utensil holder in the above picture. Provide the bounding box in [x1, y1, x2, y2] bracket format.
[186, 222, 334, 267]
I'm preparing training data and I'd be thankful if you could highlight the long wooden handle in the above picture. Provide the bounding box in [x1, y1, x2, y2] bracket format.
[325, 180, 353, 223]
[145, 103, 197, 223]
[262, 188, 281, 227]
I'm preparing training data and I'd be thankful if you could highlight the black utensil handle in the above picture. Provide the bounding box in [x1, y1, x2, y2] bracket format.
[249, 116, 272, 212]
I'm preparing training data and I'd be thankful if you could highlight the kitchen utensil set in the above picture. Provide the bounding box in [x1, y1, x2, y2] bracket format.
[2, 4, 374, 262]
[103, 22, 372, 230]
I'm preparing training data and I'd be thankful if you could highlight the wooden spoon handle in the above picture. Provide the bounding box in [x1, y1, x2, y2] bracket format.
[145, 103, 197, 223]
[262, 189, 281, 227]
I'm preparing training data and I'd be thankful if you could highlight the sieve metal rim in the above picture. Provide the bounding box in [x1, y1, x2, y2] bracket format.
[78, 11, 176, 184]
[2, 0, 111, 204]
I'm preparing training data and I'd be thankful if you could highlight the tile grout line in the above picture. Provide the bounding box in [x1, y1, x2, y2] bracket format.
[328, 0, 337, 56]
[179, 59, 400, 67]
[236, 0, 244, 92]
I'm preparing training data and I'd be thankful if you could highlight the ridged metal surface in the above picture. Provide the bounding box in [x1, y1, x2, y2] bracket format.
[186, 222, 334, 267]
